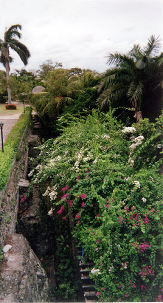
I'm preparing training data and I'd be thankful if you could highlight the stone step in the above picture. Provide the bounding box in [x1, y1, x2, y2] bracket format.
[81, 274, 90, 280]
[82, 285, 95, 290]
[80, 268, 91, 273]
[85, 299, 97, 303]
[79, 261, 93, 268]
[84, 290, 96, 297]
[18, 178, 30, 187]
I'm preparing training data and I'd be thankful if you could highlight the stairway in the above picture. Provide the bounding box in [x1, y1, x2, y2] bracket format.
[76, 246, 97, 302]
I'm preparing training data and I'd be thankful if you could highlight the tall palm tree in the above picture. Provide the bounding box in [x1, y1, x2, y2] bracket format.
[98, 35, 163, 121]
[0, 24, 30, 104]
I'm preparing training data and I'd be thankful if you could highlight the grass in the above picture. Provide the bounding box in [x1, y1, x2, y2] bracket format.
[0, 103, 24, 115]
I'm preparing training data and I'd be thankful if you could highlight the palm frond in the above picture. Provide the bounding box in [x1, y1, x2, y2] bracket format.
[4, 24, 22, 42]
[128, 82, 143, 102]
[129, 44, 144, 61]
[107, 53, 135, 68]
[144, 35, 160, 57]
[9, 39, 30, 64]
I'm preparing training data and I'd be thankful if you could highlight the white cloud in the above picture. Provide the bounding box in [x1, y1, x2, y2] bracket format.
[0, 0, 162, 73]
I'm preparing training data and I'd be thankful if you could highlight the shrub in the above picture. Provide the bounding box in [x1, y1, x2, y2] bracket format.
[5, 104, 17, 110]
[30, 111, 162, 302]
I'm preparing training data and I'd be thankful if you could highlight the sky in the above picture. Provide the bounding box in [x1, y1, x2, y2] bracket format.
[0, 0, 163, 73]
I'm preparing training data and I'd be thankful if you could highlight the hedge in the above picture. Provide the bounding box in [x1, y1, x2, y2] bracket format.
[0, 107, 31, 191]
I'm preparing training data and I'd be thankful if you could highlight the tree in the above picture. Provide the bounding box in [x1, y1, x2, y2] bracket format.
[98, 35, 163, 121]
[0, 70, 7, 102]
[9, 69, 40, 102]
[37, 60, 63, 78]
[0, 24, 30, 104]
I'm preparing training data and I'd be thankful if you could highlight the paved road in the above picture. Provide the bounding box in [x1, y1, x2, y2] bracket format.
[0, 113, 21, 148]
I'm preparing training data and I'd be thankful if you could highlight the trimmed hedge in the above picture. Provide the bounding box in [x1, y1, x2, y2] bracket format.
[5, 104, 17, 110]
[0, 107, 31, 191]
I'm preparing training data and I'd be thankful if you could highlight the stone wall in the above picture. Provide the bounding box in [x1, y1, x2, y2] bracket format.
[0, 126, 30, 247]
[0, 118, 49, 302]
[0, 234, 48, 302]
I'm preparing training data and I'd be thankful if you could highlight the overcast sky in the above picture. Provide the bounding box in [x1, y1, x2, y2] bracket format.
[0, 0, 163, 73]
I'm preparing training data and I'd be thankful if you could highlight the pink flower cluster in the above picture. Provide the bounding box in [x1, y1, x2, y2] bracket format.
[80, 194, 87, 199]
[118, 216, 123, 224]
[132, 241, 152, 253]
[139, 242, 152, 253]
[61, 193, 68, 200]
[20, 195, 27, 203]
[57, 205, 64, 214]
[143, 216, 150, 224]
[129, 280, 136, 288]
[124, 206, 151, 228]
[75, 213, 80, 219]
[139, 265, 154, 278]
[105, 201, 110, 209]
[140, 284, 148, 291]
[157, 294, 163, 302]
[61, 185, 69, 192]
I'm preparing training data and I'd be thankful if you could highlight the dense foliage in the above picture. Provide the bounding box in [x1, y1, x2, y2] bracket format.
[0, 107, 31, 191]
[30, 111, 162, 302]
[97, 35, 163, 121]
[30, 67, 100, 135]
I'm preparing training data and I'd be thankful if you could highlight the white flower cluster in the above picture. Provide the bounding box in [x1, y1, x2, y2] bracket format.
[83, 153, 92, 162]
[157, 144, 162, 149]
[129, 136, 144, 150]
[128, 135, 144, 166]
[28, 169, 34, 177]
[133, 180, 140, 188]
[48, 208, 53, 216]
[102, 134, 110, 139]
[36, 164, 42, 171]
[93, 157, 98, 164]
[33, 176, 39, 184]
[91, 268, 101, 275]
[74, 149, 84, 172]
[43, 185, 58, 201]
[43, 186, 51, 197]
[122, 127, 136, 133]
[128, 157, 134, 166]
[108, 265, 114, 272]
[142, 197, 147, 202]
[49, 185, 58, 201]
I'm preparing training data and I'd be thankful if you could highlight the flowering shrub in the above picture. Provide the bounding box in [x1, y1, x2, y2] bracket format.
[5, 104, 17, 110]
[30, 111, 162, 302]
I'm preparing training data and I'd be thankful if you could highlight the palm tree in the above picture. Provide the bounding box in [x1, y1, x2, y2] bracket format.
[98, 35, 163, 121]
[0, 24, 30, 104]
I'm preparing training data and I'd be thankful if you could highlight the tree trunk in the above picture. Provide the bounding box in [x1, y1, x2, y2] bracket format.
[5, 46, 12, 104]
[133, 99, 142, 122]
[134, 111, 142, 122]
[5, 61, 12, 104]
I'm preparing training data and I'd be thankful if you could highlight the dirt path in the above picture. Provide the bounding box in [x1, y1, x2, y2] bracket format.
[0, 113, 22, 147]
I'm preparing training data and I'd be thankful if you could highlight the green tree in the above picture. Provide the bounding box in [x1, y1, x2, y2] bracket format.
[98, 35, 163, 121]
[0, 70, 7, 102]
[0, 24, 30, 104]
[37, 60, 63, 78]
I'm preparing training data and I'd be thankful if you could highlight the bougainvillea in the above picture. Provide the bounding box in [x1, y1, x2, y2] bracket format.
[30, 111, 162, 302]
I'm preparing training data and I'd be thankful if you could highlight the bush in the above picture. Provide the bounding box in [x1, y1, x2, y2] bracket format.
[5, 104, 17, 110]
[30, 111, 162, 302]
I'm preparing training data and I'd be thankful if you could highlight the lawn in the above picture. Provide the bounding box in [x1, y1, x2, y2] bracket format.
[0, 103, 24, 116]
